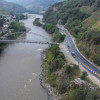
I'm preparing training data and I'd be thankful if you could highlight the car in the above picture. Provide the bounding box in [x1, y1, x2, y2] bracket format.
[67, 45, 70, 48]
[71, 52, 76, 58]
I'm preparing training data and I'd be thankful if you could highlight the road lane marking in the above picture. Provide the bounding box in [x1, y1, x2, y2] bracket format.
[82, 63, 100, 78]
[62, 27, 100, 79]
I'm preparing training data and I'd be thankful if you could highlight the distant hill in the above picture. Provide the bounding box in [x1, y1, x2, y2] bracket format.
[0, 0, 27, 13]
[6, 0, 63, 12]
[0, 8, 10, 15]
[43, 0, 100, 66]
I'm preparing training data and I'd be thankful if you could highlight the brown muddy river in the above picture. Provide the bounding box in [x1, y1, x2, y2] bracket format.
[0, 14, 51, 100]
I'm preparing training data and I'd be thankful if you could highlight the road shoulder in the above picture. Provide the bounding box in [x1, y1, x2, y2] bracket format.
[59, 42, 100, 86]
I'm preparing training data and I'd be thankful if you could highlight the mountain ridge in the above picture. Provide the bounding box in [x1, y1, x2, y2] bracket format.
[6, 0, 63, 12]
[0, 0, 27, 13]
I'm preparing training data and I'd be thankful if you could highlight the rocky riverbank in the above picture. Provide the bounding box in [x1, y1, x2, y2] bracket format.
[40, 50, 59, 100]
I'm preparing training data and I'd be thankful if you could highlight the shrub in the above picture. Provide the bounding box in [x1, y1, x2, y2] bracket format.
[81, 71, 88, 80]
[33, 18, 42, 26]
[92, 54, 100, 66]
[53, 31, 66, 43]
[9, 21, 26, 32]
[43, 24, 56, 34]
[46, 73, 57, 87]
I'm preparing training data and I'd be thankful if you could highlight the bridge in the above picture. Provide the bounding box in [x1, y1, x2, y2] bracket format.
[0, 40, 59, 45]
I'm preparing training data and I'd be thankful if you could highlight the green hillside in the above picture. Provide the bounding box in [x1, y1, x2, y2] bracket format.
[43, 0, 100, 66]
[0, 8, 10, 15]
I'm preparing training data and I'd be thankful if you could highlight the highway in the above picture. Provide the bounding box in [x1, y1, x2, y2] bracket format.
[58, 25, 100, 79]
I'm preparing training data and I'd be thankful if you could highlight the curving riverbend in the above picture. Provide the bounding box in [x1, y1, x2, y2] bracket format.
[0, 14, 51, 100]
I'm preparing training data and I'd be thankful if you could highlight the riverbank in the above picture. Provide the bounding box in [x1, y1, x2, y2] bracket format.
[40, 50, 58, 100]
[41, 44, 100, 100]
[0, 20, 26, 54]
[0, 32, 25, 53]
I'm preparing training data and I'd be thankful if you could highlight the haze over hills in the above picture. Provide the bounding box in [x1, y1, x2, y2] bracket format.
[6, 0, 63, 12]
[0, 0, 27, 13]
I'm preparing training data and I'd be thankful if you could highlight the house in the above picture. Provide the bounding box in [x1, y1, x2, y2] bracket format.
[1, 36, 5, 39]
[6, 16, 12, 21]
[3, 22, 9, 28]
[4, 33, 9, 36]
[12, 16, 16, 19]
[9, 29, 13, 33]
[2, 27, 8, 33]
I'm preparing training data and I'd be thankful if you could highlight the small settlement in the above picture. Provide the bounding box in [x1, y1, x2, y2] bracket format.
[0, 15, 16, 39]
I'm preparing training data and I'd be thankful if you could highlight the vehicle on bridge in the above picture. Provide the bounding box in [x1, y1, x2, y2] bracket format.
[71, 52, 76, 58]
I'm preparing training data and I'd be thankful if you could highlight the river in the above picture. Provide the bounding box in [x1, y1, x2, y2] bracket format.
[0, 14, 51, 100]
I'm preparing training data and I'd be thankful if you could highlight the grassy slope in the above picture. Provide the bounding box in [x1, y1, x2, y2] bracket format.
[43, 0, 100, 66]
[0, 8, 10, 15]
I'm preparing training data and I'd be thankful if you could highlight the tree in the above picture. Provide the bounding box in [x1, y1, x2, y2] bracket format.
[81, 71, 88, 80]
[0, 19, 5, 27]
[65, 64, 72, 75]
[9, 21, 26, 32]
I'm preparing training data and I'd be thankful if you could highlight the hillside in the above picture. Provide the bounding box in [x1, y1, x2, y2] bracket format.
[0, 0, 26, 13]
[6, 0, 63, 12]
[0, 8, 10, 15]
[43, 0, 100, 66]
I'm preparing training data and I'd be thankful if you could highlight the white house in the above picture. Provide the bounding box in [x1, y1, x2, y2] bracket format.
[3, 22, 9, 28]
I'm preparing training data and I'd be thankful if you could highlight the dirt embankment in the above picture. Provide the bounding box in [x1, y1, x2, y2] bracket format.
[60, 42, 100, 87]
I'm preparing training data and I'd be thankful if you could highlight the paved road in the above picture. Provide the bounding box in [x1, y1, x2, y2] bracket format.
[58, 25, 100, 79]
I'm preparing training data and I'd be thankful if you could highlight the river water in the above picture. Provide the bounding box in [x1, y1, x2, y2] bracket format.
[0, 14, 51, 100]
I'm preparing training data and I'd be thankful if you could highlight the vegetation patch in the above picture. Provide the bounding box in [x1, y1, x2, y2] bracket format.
[33, 18, 42, 26]
[43, 45, 100, 100]
[9, 21, 26, 32]
[43, 0, 100, 66]
[33, 18, 65, 43]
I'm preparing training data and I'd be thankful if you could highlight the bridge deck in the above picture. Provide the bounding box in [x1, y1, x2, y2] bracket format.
[0, 40, 59, 45]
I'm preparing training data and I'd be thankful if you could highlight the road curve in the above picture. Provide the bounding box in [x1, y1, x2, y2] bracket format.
[58, 25, 100, 79]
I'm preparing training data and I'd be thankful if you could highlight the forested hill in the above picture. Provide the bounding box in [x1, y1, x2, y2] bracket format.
[43, 0, 100, 66]
[0, 0, 26, 13]
[6, 0, 63, 12]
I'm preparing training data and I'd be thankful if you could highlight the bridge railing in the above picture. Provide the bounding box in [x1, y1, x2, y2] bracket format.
[0, 40, 59, 45]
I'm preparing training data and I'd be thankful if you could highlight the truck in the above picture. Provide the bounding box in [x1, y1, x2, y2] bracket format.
[71, 52, 76, 58]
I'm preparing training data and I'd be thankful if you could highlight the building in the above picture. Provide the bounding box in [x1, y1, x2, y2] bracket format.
[3, 22, 9, 28]
[2, 27, 8, 33]
[9, 29, 13, 33]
